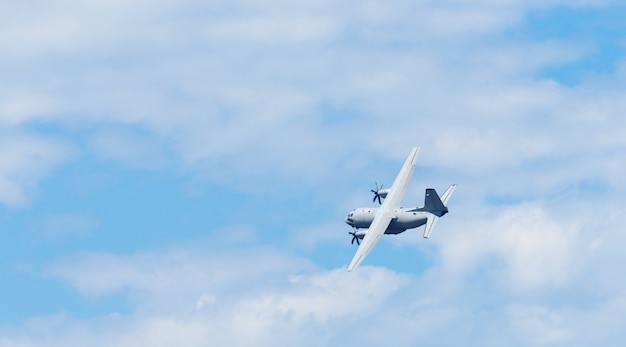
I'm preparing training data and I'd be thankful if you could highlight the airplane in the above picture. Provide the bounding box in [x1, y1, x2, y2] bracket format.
[345, 147, 456, 271]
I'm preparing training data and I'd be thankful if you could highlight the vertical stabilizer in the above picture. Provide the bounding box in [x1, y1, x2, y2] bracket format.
[424, 188, 447, 216]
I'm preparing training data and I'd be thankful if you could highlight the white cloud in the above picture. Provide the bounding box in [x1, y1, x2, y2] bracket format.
[0, 0, 623, 202]
[37, 248, 420, 346]
[48, 246, 316, 307]
[205, 16, 338, 44]
[436, 204, 581, 293]
[0, 133, 73, 206]
[0, 87, 60, 126]
[4, 218, 624, 346]
[508, 304, 573, 344]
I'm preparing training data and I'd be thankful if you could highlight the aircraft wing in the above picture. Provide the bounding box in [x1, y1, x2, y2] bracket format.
[347, 147, 420, 271]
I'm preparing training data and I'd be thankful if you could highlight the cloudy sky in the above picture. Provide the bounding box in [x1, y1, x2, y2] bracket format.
[2, 0, 626, 346]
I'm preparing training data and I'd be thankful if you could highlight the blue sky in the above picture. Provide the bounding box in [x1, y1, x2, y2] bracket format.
[2, 1, 626, 346]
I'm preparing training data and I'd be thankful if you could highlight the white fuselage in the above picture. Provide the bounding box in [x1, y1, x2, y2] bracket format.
[345, 207, 429, 236]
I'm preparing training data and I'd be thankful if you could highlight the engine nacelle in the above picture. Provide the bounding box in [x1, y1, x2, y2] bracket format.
[377, 189, 390, 198]
[371, 183, 390, 204]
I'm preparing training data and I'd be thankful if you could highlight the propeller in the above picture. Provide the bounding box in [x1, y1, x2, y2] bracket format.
[371, 182, 384, 205]
[349, 231, 361, 245]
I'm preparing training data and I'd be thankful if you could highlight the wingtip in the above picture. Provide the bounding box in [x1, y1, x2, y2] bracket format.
[347, 264, 357, 272]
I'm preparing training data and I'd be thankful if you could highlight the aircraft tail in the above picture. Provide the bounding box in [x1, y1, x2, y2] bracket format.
[422, 184, 456, 238]
[440, 184, 456, 206]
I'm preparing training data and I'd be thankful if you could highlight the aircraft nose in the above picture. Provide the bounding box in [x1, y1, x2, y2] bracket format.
[345, 217, 353, 225]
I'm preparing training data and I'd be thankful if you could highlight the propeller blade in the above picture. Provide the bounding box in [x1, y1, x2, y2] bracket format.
[371, 182, 383, 205]
[349, 232, 361, 245]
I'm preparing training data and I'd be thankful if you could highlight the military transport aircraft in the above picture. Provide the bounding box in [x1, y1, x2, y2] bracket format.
[345, 147, 456, 271]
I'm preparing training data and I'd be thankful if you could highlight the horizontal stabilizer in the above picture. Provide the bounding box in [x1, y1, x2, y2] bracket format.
[440, 184, 457, 205]
[423, 214, 438, 238]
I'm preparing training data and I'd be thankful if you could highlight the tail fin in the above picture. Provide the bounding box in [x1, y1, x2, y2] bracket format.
[424, 188, 448, 217]
[423, 184, 456, 238]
